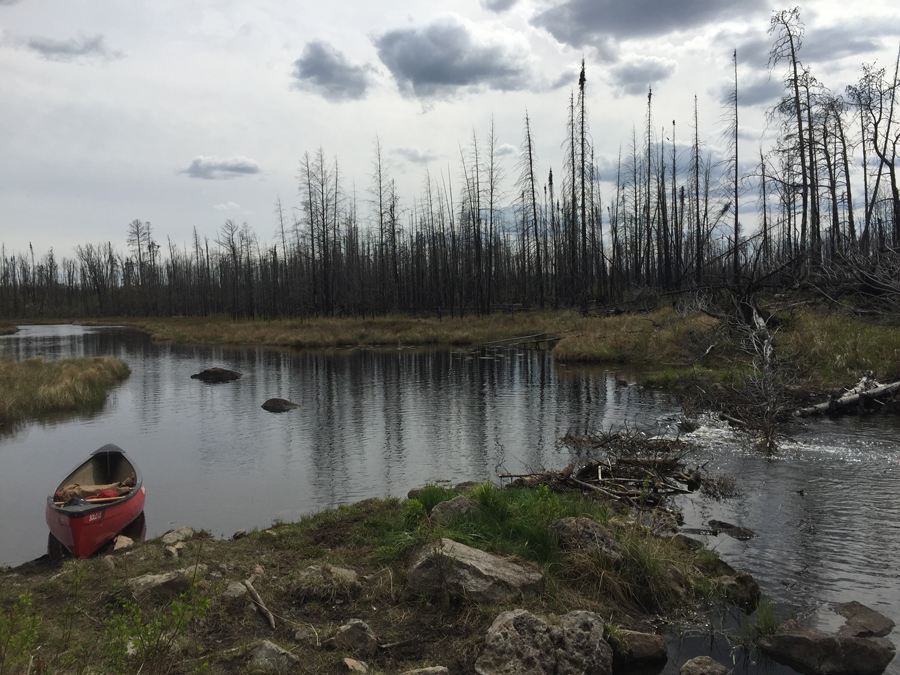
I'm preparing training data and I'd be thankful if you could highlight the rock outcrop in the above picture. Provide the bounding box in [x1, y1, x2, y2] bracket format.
[474, 609, 613, 675]
[190, 367, 241, 382]
[758, 618, 896, 675]
[404, 538, 543, 604]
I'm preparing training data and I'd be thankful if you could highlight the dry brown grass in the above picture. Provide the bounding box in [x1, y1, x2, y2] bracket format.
[0, 324, 17, 336]
[0, 354, 130, 425]
[553, 308, 722, 366]
[775, 308, 900, 386]
[82, 312, 595, 349]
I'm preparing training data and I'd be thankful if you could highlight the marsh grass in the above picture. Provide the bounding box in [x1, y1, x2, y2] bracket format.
[777, 309, 900, 385]
[0, 325, 16, 336]
[0, 354, 130, 425]
[84, 312, 593, 349]
[553, 308, 727, 367]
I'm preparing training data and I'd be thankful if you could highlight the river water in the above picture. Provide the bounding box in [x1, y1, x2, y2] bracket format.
[1, 325, 898, 673]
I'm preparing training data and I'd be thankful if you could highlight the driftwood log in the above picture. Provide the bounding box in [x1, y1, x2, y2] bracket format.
[796, 378, 900, 417]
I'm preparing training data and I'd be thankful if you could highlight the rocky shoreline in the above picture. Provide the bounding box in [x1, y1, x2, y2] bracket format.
[3, 479, 896, 675]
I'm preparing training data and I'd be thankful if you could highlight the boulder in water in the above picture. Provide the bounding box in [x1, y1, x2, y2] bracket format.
[758, 618, 896, 675]
[191, 367, 241, 382]
[261, 398, 300, 413]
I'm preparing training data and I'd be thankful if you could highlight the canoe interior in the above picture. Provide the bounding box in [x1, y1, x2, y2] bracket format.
[56, 447, 135, 493]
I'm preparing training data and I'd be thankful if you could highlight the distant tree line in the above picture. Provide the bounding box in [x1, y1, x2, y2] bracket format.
[2, 8, 899, 320]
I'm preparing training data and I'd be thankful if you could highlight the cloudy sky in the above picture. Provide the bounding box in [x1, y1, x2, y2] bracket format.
[2, 0, 899, 259]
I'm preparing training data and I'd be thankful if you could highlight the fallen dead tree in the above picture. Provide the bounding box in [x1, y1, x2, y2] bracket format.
[796, 374, 900, 417]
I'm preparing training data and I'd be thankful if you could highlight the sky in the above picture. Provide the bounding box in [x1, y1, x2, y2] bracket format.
[2, 0, 899, 260]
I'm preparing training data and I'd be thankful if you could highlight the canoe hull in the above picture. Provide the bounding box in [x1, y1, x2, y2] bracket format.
[45, 445, 146, 559]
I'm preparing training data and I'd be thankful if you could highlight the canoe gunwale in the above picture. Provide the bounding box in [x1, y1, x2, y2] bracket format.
[46, 444, 144, 519]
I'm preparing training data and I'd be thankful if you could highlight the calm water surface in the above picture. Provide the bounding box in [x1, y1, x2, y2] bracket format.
[2, 325, 899, 674]
[0, 325, 671, 566]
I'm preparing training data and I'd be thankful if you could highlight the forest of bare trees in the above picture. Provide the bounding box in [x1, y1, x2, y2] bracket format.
[2, 8, 899, 321]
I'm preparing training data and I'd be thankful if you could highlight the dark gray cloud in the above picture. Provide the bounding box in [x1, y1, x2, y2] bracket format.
[291, 40, 373, 102]
[801, 24, 898, 63]
[481, 0, 518, 13]
[392, 147, 439, 164]
[731, 16, 900, 73]
[181, 156, 261, 180]
[609, 56, 677, 96]
[533, 0, 766, 55]
[373, 18, 529, 98]
[26, 33, 120, 62]
[733, 75, 782, 107]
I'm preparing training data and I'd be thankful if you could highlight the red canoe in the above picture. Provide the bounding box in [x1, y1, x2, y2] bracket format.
[45, 444, 146, 558]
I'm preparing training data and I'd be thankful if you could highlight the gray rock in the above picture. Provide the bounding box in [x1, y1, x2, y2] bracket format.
[232, 529, 247, 540]
[720, 570, 760, 612]
[164, 545, 179, 558]
[474, 609, 612, 675]
[612, 630, 667, 667]
[126, 564, 207, 600]
[340, 658, 369, 673]
[679, 656, 729, 675]
[161, 526, 194, 546]
[551, 517, 625, 562]
[408, 487, 425, 500]
[293, 565, 361, 603]
[249, 639, 300, 672]
[334, 619, 378, 657]
[261, 397, 300, 412]
[221, 581, 248, 600]
[404, 538, 543, 604]
[758, 618, 896, 675]
[191, 367, 241, 382]
[101, 555, 116, 571]
[400, 668, 450, 675]
[836, 601, 895, 638]
[557, 611, 614, 675]
[430, 496, 478, 525]
[113, 535, 134, 552]
[707, 519, 755, 540]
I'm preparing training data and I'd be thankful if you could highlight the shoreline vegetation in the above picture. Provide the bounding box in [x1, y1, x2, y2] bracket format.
[0, 355, 131, 427]
[0, 478, 755, 675]
[73, 302, 900, 389]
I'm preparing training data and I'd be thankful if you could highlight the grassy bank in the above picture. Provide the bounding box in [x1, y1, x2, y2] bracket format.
[83, 313, 594, 349]
[552, 308, 723, 365]
[0, 324, 16, 336]
[0, 484, 735, 675]
[61, 302, 900, 391]
[0, 355, 131, 426]
[776, 308, 900, 387]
